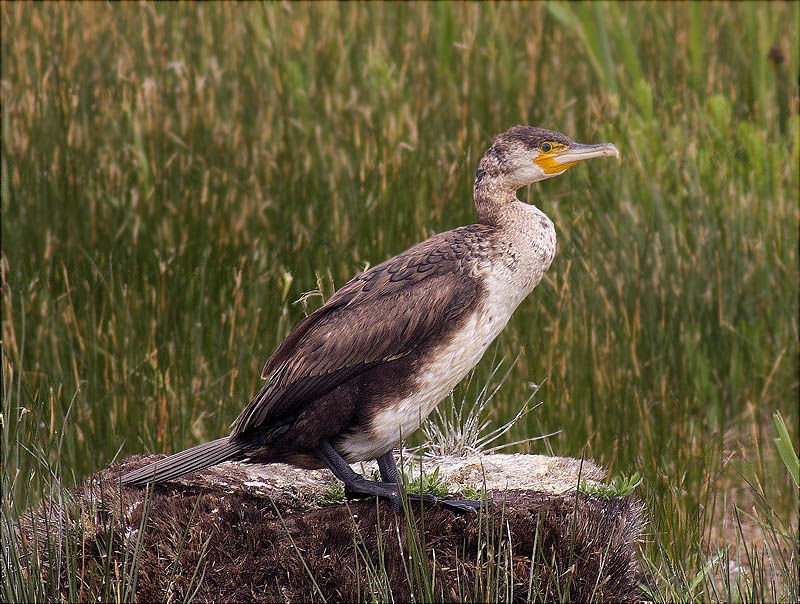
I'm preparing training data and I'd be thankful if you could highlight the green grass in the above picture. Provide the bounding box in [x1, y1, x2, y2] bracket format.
[579, 473, 642, 499]
[2, 2, 798, 601]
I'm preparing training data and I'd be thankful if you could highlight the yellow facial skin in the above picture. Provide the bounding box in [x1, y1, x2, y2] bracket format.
[533, 142, 576, 175]
[534, 140, 621, 175]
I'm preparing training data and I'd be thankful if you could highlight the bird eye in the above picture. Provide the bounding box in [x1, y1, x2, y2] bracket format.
[541, 142, 552, 153]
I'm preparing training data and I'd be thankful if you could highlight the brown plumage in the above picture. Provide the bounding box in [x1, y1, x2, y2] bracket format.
[121, 126, 619, 511]
[229, 224, 494, 465]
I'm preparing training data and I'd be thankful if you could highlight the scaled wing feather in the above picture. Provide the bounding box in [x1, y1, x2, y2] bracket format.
[230, 227, 491, 437]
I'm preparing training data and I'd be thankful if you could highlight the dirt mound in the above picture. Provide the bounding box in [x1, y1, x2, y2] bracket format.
[17, 454, 644, 602]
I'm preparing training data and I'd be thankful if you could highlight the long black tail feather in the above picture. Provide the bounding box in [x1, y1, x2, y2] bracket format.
[120, 437, 242, 485]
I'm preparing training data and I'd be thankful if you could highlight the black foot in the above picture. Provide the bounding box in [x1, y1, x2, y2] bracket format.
[343, 477, 402, 505]
[317, 441, 492, 514]
[347, 489, 489, 514]
[399, 493, 491, 513]
[437, 497, 491, 513]
[376, 450, 491, 513]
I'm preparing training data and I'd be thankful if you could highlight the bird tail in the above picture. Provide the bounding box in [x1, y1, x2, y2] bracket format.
[120, 437, 242, 486]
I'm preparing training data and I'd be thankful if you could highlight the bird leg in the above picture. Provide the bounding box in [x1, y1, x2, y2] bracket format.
[376, 449, 437, 511]
[376, 449, 403, 484]
[377, 450, 488, 513]
[316, 441, 486, 513]
[317, 440, 402, 506]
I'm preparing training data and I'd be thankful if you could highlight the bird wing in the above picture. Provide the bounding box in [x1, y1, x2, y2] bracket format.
[230, 225, 493, 437]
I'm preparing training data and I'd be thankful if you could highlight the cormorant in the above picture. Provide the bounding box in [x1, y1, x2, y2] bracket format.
[121, 126, 619, 511]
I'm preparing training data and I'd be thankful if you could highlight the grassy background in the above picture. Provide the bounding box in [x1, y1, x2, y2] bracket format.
[2, 2, 798, 600]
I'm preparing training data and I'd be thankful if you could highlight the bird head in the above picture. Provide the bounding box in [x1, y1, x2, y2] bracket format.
[476, 126, 620, 192]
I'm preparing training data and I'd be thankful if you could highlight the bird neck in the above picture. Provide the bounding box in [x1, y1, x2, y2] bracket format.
[473, 159, 519, 225]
